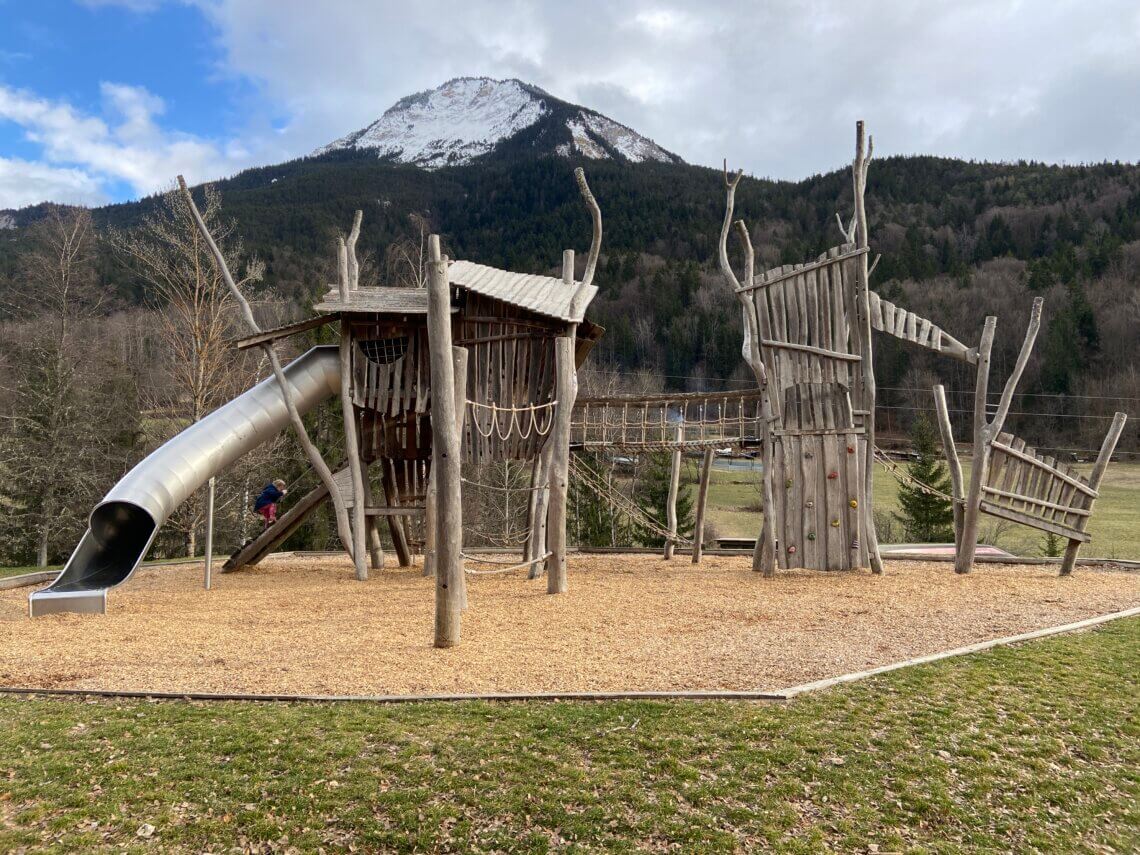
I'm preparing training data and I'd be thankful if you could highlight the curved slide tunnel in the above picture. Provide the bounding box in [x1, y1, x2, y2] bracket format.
[29, 346, 340, 617]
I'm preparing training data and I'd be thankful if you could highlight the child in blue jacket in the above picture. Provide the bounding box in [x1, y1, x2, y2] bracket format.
[254, 479, 288, 528]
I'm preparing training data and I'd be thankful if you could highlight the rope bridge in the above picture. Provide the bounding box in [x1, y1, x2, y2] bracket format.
[572, 389, 766, 450]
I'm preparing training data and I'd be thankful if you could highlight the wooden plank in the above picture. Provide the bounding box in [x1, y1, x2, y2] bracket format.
[231, 314, 336, 350]
[823, 434, 843, 571]
[991, 441, 1097, 496]
[759, 339, 863, 362]
[981, 486, 1090, 515]
[800, 433, 819, 568]
[843, 430, 861, 567]
[979, 500, 1090, 542]
[739, 246, 869, 293]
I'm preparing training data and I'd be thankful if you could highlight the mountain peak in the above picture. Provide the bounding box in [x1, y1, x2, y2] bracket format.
[314, 77, 682, 168]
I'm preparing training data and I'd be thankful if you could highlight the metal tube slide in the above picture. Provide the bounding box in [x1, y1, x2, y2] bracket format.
[29, 346, 340, 617]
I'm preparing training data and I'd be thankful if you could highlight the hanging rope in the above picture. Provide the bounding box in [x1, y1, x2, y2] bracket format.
[461, 552, 552, 575]
[461, 476, 546, 493]
[467, 399, 557, 442]
[569, 454, 692, 546]
[873, 446, 956, 502]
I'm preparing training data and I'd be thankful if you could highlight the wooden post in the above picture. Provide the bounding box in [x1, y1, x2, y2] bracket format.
[423, 470, 436, 577]
[177, 176, 357, 566]
[452, 346, 469, 610]
[691, 446, 714, 563]
[428, 235, 464, 647]
[360, 468, 385, 571]
[528, 446, 551, 578]
[664, 423, 684, 559]
[339, 319, 369, 581]
[203, 476, 215, 590]
[852, 121, 884, 575]
[545, 336, 576, 594]
[956, 317, 996, 574]
[382, 459, 413, 567]
[933, 385, 965, 552]
[1060, 411, 1127, 575]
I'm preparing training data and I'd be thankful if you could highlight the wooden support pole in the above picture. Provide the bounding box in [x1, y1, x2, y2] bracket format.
[545, 336, 576, 594]
[956, 316, 996, 574]
[528, 446, 552, 579]
[852, 120, 884, 575]
[933, 384, 965, 552]
[691, 446, 714, 564]
[176, 175, 356, 567]
[423, 470, 436, 577]
[1060, 411, 1127, 576]
[360, 467, 385, 571]
[428, 235, 464, 647]
[382, 459, 413, 568]
[664, 423, 684, 560]
[203, 476, 215, 590]
[452, 346, 469, 610]
[339, 319, 369, 581]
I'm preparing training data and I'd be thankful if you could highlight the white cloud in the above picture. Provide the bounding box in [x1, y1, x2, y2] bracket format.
[0, 157, 107, 207]
[187, 0, 1140, 177]
[0, 81, 254, 207]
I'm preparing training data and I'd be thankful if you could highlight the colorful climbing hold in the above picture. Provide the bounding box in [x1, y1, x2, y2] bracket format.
[847, 445, 855, 454]
[827, 471, 839, 480]
[807, 532, 816, 541]
[785, 478, 794, 489]
[849, 498, 858, 509]
[787, 545, 797, 555]
[831, 518, 841, 527]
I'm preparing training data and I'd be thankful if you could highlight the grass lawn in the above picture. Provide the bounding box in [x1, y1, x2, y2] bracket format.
[1, 619, 1137, 852]
[0, 565, 57, 580]
[704, 459, 1140, 559]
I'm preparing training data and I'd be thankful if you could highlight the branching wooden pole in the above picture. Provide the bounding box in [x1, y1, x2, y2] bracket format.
[568, 167, 601, 317]
[852, 122, 884, 575]
[428, 234, 464, 646]
[176, 176, 356, 563]
[1060, 411, 1127, 575]
[346, 209, 362, 291]
[933, 384, 965, 552]
[718, 163, 777, 576]
[691, 446, 714, 564]
[956, 316, 996, 574]
[956, 298, 1042, 574]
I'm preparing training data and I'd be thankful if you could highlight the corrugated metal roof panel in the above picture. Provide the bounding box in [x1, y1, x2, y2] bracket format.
[448, 260, 597, 322]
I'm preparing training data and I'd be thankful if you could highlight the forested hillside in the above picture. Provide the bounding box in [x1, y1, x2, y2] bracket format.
[2, 149, 1137, 565]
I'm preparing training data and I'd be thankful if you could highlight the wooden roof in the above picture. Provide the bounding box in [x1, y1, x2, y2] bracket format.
[314, 287, 432, 315]
[229, 314, 336, 350]
[448, 260, 597, 323]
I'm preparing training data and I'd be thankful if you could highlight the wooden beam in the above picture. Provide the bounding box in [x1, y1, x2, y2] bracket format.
[933, 385, 965, 552]
[991, 441, 1097, 496]
[979, 501, 1089, 543]
[545, 335, 576, 594]
[664, 423, 684, 560]
[383, 459, 413, 567]
[230, 315, 335, 350]
[759, 339, 862, 362]
[737, 247, 869, 293]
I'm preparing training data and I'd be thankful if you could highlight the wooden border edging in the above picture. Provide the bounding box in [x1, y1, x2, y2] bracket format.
[773, 605, 1140, 698]
[0, 607, 1136, 706]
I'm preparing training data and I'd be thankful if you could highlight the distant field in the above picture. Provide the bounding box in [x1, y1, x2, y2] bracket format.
[704, 458, 1140, 560]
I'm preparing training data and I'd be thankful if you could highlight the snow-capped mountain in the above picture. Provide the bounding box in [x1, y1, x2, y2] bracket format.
[315, 77, 682, 168]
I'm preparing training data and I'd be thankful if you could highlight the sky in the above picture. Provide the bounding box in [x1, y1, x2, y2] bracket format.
[1, 0, 1138, 208]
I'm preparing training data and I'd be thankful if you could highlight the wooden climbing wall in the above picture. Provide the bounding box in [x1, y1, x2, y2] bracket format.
[739, 244, 871, 570]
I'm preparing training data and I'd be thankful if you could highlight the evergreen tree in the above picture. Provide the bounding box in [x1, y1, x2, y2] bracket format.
[893, 416, 955, 543]
[634, 450, 695, 547]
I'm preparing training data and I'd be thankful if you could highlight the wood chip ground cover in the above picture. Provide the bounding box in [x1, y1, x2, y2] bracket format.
[1, 555, 1136, 696]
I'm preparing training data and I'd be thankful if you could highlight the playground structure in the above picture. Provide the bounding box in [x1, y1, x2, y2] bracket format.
[28, 121, 1127, 643]
[31, 169, 605, 648]
[718, 121, 1127, 576]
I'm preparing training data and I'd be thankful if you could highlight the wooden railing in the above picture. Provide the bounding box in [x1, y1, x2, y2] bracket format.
[571, 389, 766, 449]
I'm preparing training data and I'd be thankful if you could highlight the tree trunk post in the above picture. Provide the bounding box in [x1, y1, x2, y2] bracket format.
[204, 476, 215, 590]
[428, 235, 464, 647]
[423, 470, 436, 577]
[664, 423, 684, 559]
[691, 446, 714, 564]
[852, 121, 884, 575]
[339, 319, 369, 581]
[528, 446, 552, 578]
[545, 335, 576, 594]
[382, 459, 413, 567]
[452, 346, 469, 610]
[1060, 411, 1127, 576]
[956, 316, 996, 574]
[360, 466, 385, 571]
[933, 384, 965, 553]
